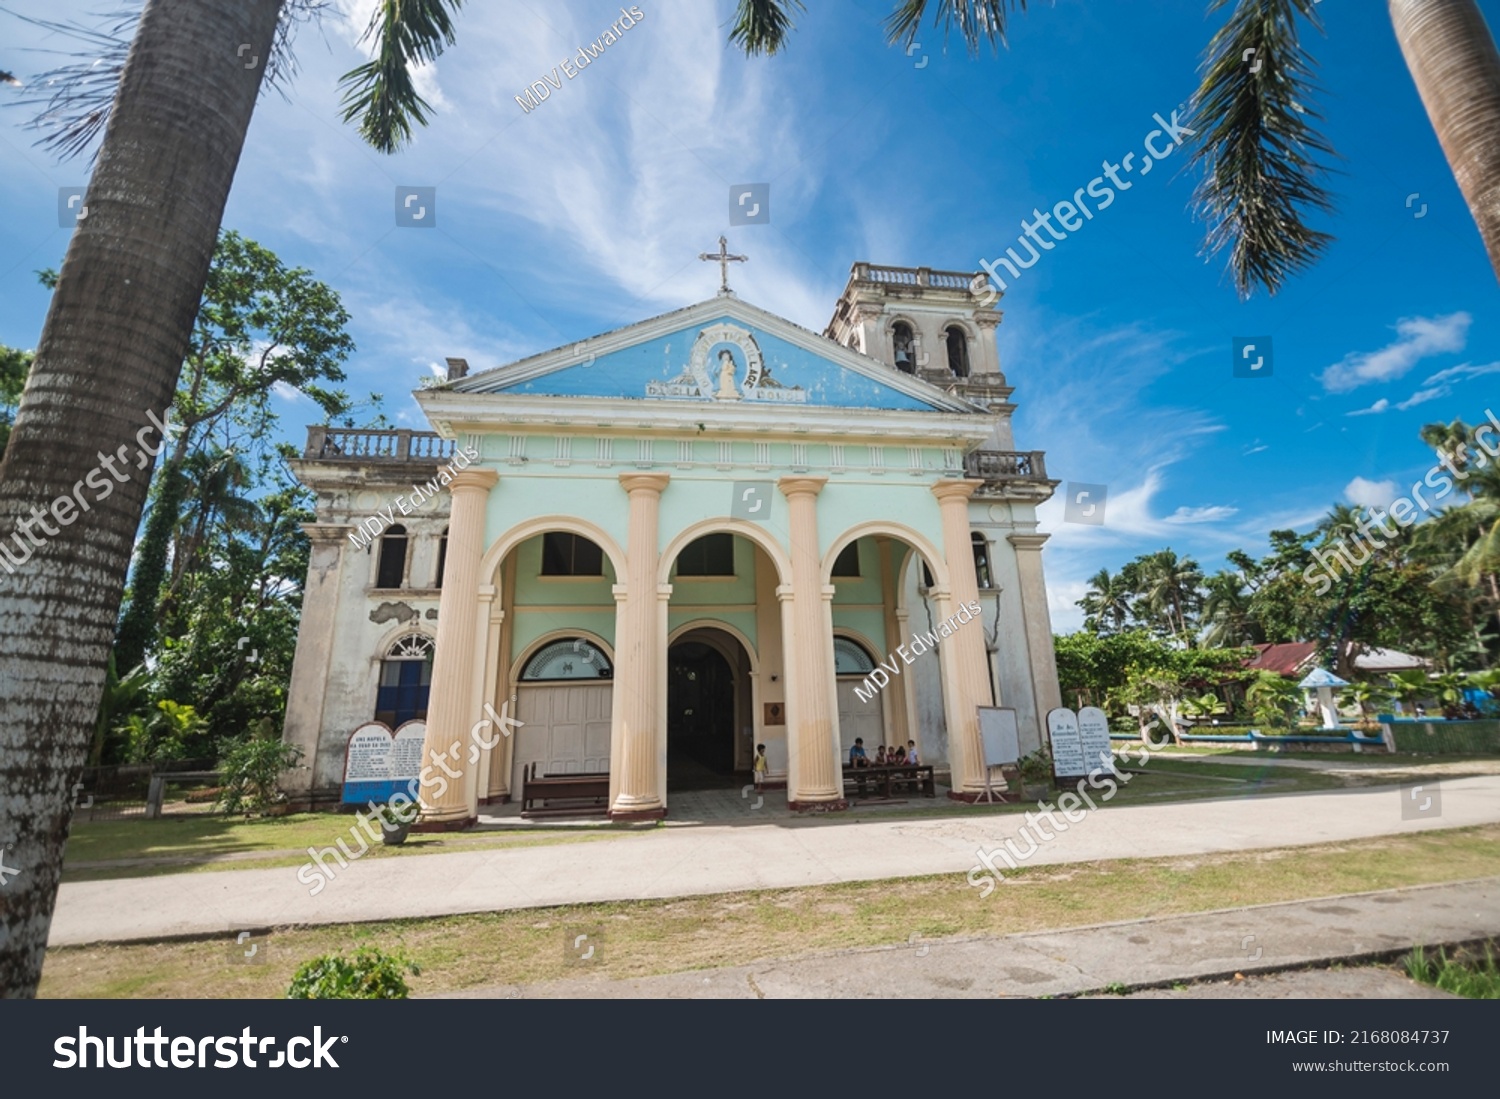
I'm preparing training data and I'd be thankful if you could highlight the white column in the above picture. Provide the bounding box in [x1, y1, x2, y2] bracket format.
[609, 473, 669, 819]
[416, 468, 497, 828]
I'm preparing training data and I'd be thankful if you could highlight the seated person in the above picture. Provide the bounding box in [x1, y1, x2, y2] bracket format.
[849, 737, 869, 768]
[874, 745, 888, 766]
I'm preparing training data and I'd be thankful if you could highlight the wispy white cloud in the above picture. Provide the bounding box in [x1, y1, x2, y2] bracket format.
[1346, 398, 1389, 417]
[1423, 360, 1500, 386]
[1319, 312, 1470, 393]
[1166, 504, 1238, 523]
[1396, 386, 1448, 410]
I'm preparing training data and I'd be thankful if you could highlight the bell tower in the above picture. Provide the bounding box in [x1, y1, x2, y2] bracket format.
[824, 262, 1016, 449]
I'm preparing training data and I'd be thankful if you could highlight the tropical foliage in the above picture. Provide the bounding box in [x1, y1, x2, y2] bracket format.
[1064, 416, 1500, 723]
[286, 946, 420, 1000]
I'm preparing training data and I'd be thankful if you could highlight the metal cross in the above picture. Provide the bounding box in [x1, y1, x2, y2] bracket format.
[698, 235, 747, 295]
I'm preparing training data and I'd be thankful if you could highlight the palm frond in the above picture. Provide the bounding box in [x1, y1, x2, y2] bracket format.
[4, 3, 325, 164]
[337, 0, 466, 154]
[1188, 0, 1337, 298]
[729, 0, 805, 57]
[883, 0, 1032, 56]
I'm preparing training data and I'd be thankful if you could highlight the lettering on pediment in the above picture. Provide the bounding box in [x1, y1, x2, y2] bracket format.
[645, 323, 807, 403]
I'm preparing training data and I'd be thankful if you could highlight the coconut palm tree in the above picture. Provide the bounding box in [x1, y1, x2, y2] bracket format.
[1079, 566, 1136, 634]
[737, 0, 1500, 289]
[1136, 549, 1205, 641]
[1390, 0, 1500, 280]
[1202, 569, 1260, 646]
[0, 0, 465, 999]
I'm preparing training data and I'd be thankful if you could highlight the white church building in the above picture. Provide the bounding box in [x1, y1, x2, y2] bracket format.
[281, 258, 1061, 824]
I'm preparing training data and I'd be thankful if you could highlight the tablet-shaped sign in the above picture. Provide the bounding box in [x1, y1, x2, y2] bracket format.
[1046, 707, 1087, 778]
[978, 707, 1021, 768]
[342, 720, 425, 805]
[1077, 706, 1115, 775]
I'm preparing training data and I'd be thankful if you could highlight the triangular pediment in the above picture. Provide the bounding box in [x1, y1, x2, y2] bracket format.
[450, 297, 980, 414]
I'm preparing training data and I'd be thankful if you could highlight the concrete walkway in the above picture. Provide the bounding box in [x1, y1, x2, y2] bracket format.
[47, 775, 1500, 948]
[436, 878, 1497, 998]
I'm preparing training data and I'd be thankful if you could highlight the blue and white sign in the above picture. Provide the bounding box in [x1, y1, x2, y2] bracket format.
[342, 720, 425, 804]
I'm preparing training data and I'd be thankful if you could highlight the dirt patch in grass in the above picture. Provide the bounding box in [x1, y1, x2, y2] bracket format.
[40, 824, 1500, 999]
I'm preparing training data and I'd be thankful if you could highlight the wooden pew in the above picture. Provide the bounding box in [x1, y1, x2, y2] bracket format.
[520, 762, 610, 818]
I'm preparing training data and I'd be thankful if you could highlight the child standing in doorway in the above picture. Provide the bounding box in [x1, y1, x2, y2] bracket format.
[753, 743, 768, 790]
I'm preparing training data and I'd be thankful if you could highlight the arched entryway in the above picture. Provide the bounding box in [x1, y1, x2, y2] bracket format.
[667, 627, 752, 790]
[509, 635, 614, 796]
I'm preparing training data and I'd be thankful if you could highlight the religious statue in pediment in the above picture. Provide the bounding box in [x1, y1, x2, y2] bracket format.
[715, 348, 740, 400]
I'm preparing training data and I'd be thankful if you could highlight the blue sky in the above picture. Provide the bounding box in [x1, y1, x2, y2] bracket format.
[2, 0, 1498, 630]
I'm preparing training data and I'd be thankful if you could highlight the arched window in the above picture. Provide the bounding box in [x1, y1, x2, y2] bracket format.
[946, 326, 970, 377]
[435, 526, 449, 589]
[831, 541, 861, 578]
[675, 533, 735, 577]
[375, 633, 434, 726]
[833, 637, 878, 675]
[971, 531, 993, 589]
[521, 637, 613, 680]
[541, 532, 604, 576]
[376, 524, 408, 589]
[892, 322, 916, 374]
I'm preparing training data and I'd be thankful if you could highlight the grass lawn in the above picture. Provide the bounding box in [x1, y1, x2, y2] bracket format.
[60, 755, 1346, 881]
[39, 823, 1500, 999]
[63, 752, 1468, 882]
[62, 814, 627, 883]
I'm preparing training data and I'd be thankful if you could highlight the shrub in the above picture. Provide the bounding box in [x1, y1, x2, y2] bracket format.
[286, 946, 420, 999]
[217, 735, 302, 815]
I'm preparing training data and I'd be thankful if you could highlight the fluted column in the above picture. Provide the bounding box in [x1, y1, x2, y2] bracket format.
[610, 472, 669, 820]
[779, 476, 846, 810]
[416, 468, 498, 828]
[932, 479, 992, 798]
[282, 522, 350, 802]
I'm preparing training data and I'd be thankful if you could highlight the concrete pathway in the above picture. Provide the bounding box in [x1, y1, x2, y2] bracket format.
[437, 879, 1497, 998]
[47, 775, 1500, 947]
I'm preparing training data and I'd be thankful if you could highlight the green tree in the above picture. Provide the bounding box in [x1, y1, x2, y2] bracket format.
[1201, 569, 1261, 647]
[1078, 566, 1136, 634]
[0, 0, 462, 996]
[1135, 549, 1204, 641]
[1246, 671, 1301, 730]
[0, 343, 31, 459]
[112, 230, 354, 673]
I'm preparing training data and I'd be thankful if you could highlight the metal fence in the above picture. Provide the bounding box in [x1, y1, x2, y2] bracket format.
[71, 759, 226, 822]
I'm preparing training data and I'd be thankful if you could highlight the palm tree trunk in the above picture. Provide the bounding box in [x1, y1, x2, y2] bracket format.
[1391, 0, 1500, 281]
[0, 0, 284, 997]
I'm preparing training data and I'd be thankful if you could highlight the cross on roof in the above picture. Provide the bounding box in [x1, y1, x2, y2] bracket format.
[698, 235, 747, 295]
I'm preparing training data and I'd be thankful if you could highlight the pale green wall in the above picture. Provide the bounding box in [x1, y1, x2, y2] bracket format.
[480, 429, 958, 672]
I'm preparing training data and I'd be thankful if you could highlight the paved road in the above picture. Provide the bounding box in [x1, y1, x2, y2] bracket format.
[47, 775, 1500, 947]
[437, 879, 1496, 999]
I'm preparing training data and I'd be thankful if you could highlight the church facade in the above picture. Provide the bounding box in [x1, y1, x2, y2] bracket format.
[281, 261, 1061, 822]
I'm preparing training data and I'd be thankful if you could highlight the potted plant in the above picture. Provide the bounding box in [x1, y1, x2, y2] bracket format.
[372, 797, 420, 846]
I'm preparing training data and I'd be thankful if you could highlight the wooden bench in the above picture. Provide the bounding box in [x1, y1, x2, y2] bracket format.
[520, 763, 610, 818]
[841, 764, 936, 800]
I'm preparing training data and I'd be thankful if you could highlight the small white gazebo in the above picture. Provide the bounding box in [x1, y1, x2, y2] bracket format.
[1298, 667, 1351, 728]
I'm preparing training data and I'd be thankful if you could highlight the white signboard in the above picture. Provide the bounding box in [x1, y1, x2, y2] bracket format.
[343, 720, 426, 804]
[1077, 706, 1115, 775]
[978, 707, 1021, 768]
[1046, 707, 1087, 778]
